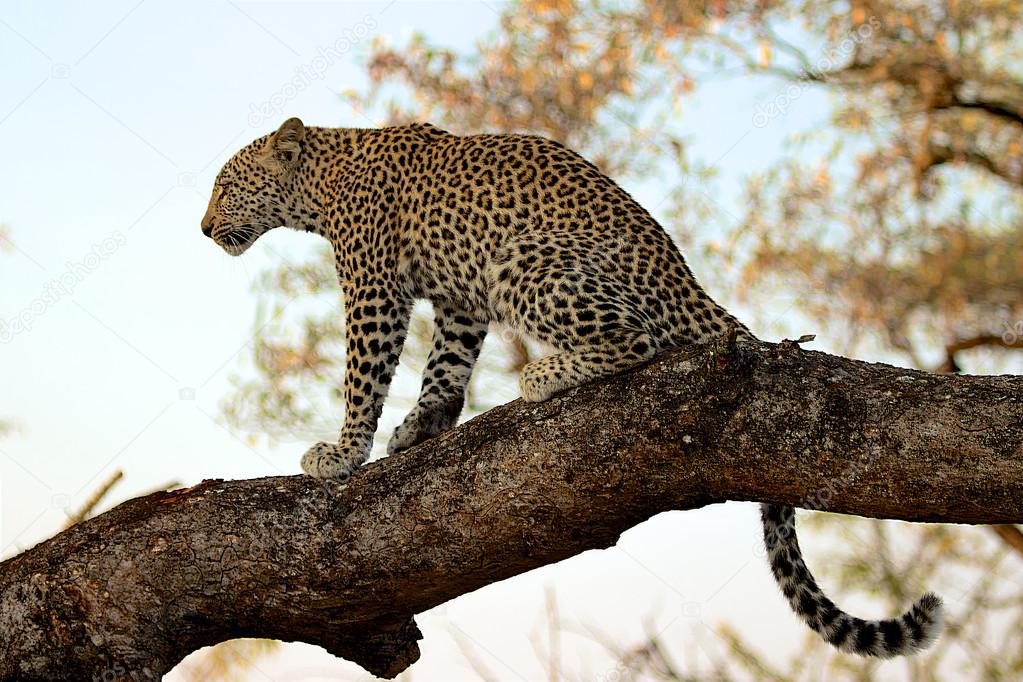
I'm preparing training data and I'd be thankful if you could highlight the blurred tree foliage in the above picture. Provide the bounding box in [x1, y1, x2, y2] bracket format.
[0, 225, 16, 439]
[173, 639, 280, 681]
[613, 518, 1023, 681]
[222, 0, 1023, 678]
[0, 223, 12, 252]
[722, 0, 1023, 371]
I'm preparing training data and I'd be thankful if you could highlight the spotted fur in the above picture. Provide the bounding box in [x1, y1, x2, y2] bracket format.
[202, 117, 944, 657]
[762, 504, 942, 656]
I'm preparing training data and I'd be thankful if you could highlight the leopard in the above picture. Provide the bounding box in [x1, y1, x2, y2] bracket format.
[201, 117, 944, 658]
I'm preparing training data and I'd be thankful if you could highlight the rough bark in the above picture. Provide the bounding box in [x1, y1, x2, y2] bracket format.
[1, 340, 1022, 680]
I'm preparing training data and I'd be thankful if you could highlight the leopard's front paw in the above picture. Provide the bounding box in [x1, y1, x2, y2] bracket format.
[387, 399, 462, 456]
[300, 441, 368, 481]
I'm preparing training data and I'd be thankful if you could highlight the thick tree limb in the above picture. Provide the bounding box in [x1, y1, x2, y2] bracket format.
[2, 340, 1022, 680]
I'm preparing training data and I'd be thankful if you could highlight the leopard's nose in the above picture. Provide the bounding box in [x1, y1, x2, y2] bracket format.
[201, 220, 214, 238]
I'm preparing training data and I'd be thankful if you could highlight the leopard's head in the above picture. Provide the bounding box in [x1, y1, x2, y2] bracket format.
[201, 117, 307, 256]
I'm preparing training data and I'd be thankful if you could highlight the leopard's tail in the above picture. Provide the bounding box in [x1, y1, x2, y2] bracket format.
[761, 503, 944, 657]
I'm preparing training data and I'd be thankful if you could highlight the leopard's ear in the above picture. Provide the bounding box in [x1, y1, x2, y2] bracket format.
[265, 117, 305, 171]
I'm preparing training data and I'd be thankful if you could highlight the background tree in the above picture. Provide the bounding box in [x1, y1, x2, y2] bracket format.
[222, 0, 1023, 678]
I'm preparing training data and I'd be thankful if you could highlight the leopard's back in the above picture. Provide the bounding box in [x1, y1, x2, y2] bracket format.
[398, 128, 731, 345]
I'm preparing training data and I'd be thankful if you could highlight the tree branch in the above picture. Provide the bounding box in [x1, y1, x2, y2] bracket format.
[936, 333, 1023, 373]
[2, 341, 1022, 680]
[989, 525, 1023, 561]
[921, 143, 1023, 188]
[936, 97, 1023, 129]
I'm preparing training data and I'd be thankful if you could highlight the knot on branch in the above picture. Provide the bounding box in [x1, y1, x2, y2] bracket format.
[713, 323, 757, 372]
[779, 334, 816, 353]
[315, 616, 422, 678]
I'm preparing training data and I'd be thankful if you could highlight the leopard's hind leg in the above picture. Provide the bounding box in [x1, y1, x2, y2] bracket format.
[517, 331, 656, 401]
[387, 303, 488, 454]
[487, 233, 662, 402]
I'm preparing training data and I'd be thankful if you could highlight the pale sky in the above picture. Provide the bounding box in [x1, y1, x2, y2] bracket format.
[0, 1, 942, 680]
